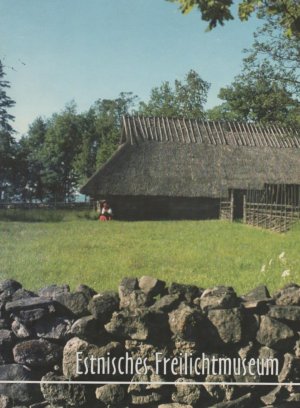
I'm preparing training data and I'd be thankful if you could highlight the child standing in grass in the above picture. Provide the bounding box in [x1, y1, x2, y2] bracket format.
[99, 201, 113, 221]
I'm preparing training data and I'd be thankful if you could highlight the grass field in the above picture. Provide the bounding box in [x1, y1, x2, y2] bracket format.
[0, 209, 299, 295]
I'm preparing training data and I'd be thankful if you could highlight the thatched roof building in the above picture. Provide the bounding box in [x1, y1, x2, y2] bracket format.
[80, 116, 300, 220]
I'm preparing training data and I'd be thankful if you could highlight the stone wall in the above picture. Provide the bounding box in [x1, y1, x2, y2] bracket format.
[1, 277, 300, 407]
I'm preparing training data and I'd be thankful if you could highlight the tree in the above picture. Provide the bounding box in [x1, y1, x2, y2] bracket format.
[139, 82, 176, 117]
[39, 103, 82, 202]
[72, 108, 98, 185]
[167, 0, 300, 37]
[17, 117, 48, 201]
[139, 70, 210, 118]
[21, 104, 82, 202]
[73, 92, 138, 182]
[207, 61, 299, 124]
[21, 93, 138, 201]
[243, 15, 300, 99]
[92, 92, 138, 167]
[0, 59, 16, 201]
[206, 103, 241, 121]
[0, 60, 15, 133]
[207, 14, 300, 125]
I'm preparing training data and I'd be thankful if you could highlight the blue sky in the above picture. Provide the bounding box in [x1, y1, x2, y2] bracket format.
[0, 0, 260, 136]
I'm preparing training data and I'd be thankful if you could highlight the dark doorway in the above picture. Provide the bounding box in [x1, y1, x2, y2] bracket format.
[105, 195, 220, 220]
[233, 190, 246, 220]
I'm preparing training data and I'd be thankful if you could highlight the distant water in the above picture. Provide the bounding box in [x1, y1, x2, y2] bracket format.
[75, 193, 88, 203]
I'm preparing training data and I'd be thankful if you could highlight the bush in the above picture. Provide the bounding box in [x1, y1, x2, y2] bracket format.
[0, 209, 98, 223]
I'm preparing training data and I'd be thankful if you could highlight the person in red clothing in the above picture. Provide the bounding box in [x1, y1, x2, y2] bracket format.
[99, 201, 113, 221]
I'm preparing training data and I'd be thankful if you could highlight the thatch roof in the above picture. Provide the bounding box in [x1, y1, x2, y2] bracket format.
[80, 116, 300, 198]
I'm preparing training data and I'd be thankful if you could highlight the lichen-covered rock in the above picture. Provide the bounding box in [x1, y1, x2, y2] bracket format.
[128, 366, 168, 405]
[197, 286, 239, 311]
[125, 340, 167, 365]
[233, 362, 260, 384]
[294, 339, 300, 358]
[12, 405, 29, 408]
[238, 342, 255, 361]
[11, 320, 32, 339]
[0, 353, 10, 365]
[38, 284, 70, 298]
[11, 288, 37, 302]
[287, 392, 300, 402]
[62, 337, 89, 379]
[5, 297, 54, 313]
[241, 299, 270, 314]
[171, 340, 201, 376]
[16, 308, 49, 325]
[207, 308, 243, 344]
[130, 394, 163, 405]
[76, 283, 97, 299]
[275, 284, 300, 306]
[118, 276, 153, 311]
[150, 293, 181, 313]
[95, 384, 127, 406]
[204, 374, 236, 403]
[119, 277, 139, 309]
[139, 276, 166, 297]
[0, 280, 22, 303]
[260, 385, 288, 406]
[172, 378, 202, 405]
[105, 309, 169, 342]
[105, 309, 150, 340]
[34, 317, 73, 340]
[159, 405, 192, 408]
[256, 316, 295, 350]
[41, 371, 89, 406]
[71, 315, 103, 342]
[169, 304, 204, 341]
[88, 292, 119, 322]
[123, 290, 153, 311]
[0, 364, 41, 404]
[29, 402, 49, 408]
[258, 346, 280, 372]
[0, 320, 8, 330]
[243, 285, 271, 300]
[0, 330, 14, 350]
[0, 394, 10, 408]
[169, 282, 200, 303]
[278, 353, 300, 383]
[53, 292, 90, 317]
[13, 339, 63, 367]
[212, 393, 253, 407]
[63, 336, 123, 379]
[268, 305, 300, 322]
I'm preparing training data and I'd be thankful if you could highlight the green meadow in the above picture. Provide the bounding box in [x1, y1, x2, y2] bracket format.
[0, 209, 299, 295]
